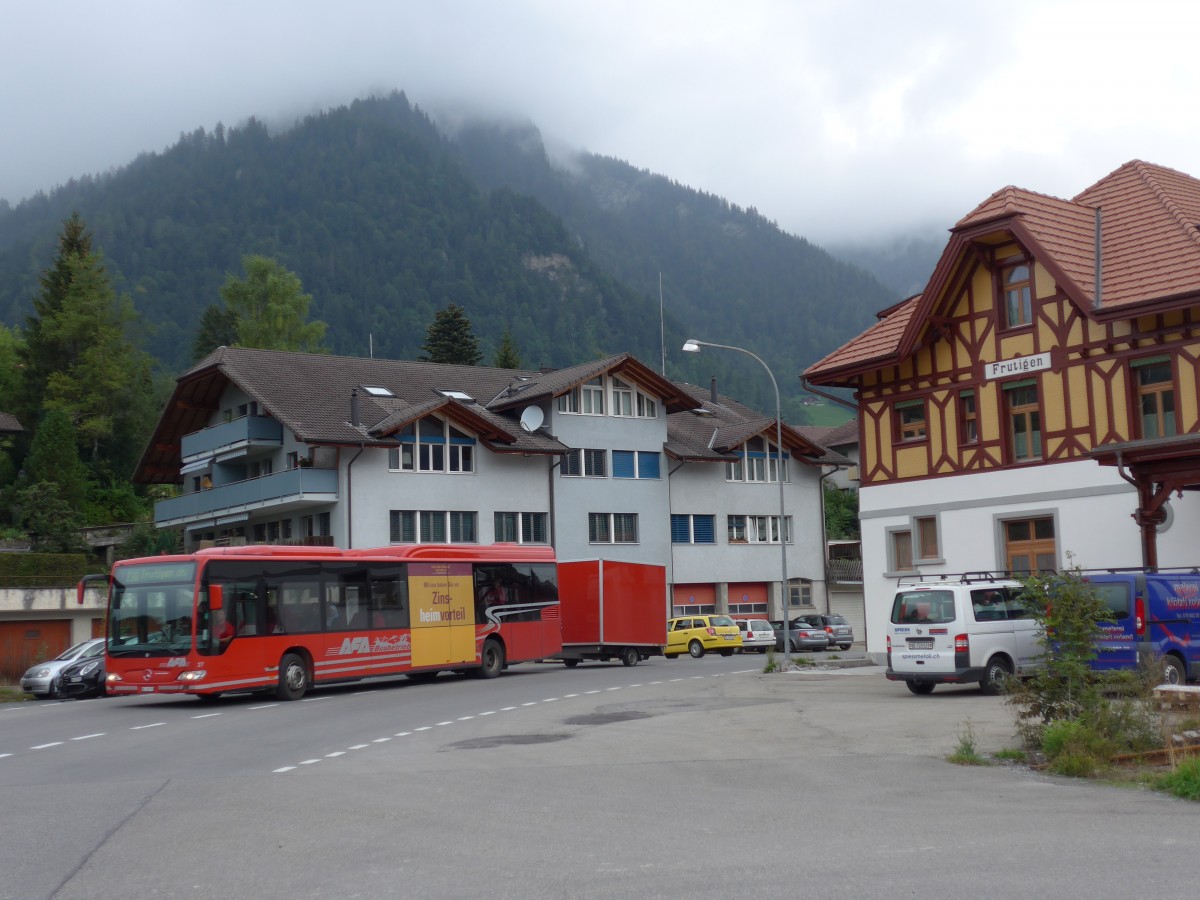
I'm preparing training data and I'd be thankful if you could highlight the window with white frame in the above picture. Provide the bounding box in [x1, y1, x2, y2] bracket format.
[727, 514, 791, 544]
[387, 416, 476, 474]
[589, 512, 638, 544]
[390, 510, 478, 544]
[557, 374, 659, 418]
[581, 377, 605, 414]
[612, 377, 635, 417]
[562, 448, 607, 477]
[725, 435, 788, 483]
[671, 514, 716, 544]
[494, 511, 549, 544]
[612, 450, 661, 479]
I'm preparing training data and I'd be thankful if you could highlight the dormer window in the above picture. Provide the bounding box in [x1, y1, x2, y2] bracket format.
[1002, 262, 1033, 328]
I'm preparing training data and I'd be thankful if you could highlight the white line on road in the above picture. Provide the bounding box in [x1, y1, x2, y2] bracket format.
[191, 713, 221, 719]
[71, 733, 105, 740]
[31, 742, 64, 749]
[273, 766, 296, 773]
[131, 723, 165, 730]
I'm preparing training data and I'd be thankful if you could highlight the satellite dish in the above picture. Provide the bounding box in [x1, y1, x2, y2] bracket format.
[519, 406, 544, 433]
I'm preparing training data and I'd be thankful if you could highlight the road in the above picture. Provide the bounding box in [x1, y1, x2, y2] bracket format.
[1, 653, 1195, 899]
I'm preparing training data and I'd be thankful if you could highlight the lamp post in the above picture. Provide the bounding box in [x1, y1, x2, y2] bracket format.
[682, 338, 790, 664]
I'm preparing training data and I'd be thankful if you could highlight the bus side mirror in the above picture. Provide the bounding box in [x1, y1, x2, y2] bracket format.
[208, 584, 224, 612]
[77, 573, 109, 605]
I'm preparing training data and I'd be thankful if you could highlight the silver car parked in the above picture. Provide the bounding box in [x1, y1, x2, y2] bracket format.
[19, 638, 105, 699]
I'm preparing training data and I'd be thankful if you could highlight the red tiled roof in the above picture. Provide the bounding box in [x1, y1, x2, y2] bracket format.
[805, 160, 1200, 384]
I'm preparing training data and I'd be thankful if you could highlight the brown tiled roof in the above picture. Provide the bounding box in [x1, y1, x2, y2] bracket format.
[135, 348, 574, 482]
[803, 296, 920, 379]
[804, 160, 1200, 385]
[665, 380, 827, 464]
[798, 418, 858, 451]
[0, 411, 23, 434]
[487, 353, 698, 413]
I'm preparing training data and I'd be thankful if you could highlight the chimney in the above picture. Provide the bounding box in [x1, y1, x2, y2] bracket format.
[350, 389, 360, 427]
[710, 377, 718, 404]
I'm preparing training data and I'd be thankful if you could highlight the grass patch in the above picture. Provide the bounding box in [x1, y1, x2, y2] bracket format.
[1155, 757, 1200, 801]
[947, 721, 988, 766]
[0, 685, 33, 703]
[993, 747, 1027, 763]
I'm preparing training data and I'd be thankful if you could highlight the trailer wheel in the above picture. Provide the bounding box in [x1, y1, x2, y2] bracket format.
[688, 640, 705, 659]
[906, 680, 935, 695]
[276, 653, 309, 701]
[563, 658, 581, 668]
[475, 638, 505, 679]
[620, 647, 639, 667]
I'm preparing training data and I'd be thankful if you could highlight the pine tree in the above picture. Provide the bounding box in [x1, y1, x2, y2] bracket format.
[220, 255, 328, 353]
[18, 212, 92, 424]
[493, 328, 523, 369]
[420, 303, 483, 365]
[23, 408, 89, 516]
[192, 304, 240, 361]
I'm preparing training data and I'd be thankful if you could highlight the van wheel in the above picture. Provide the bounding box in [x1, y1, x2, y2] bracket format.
[276, 653, 309, 701]
[620, 647, 639, 667]
[688, 640, 705, 658]
[980, 658, 1012, 695]
[906, 681, 935, 695]
[563, 658, 581, 668]
[1162, 655, 1186, 685]
[665, 653, 678, 660]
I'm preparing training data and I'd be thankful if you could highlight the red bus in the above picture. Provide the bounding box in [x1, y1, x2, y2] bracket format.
[85, 544, 562, 700]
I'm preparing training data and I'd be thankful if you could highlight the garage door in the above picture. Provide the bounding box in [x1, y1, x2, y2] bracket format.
[0, 619, 72, 683]
[829, 590, 866, 647]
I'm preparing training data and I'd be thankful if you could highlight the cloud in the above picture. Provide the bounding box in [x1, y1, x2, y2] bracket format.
[2, 0, 1198, 245]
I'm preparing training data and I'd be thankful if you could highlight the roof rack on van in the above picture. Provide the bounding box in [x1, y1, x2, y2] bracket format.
[1087, 565, 1200, 575]
[894, 570, 1028, 587]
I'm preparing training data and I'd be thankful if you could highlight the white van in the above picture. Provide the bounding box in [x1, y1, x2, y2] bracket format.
[885, 576, 1042, 695]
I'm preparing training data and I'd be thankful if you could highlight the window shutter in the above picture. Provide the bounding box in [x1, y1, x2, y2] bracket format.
[693, 515, 715, 544]
[638, 451, 660, 478]
[612, 450, 635, 478]
[670, 514, 689, 543]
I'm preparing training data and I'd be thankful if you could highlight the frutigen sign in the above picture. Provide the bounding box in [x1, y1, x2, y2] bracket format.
[985, 351, 1051, 381]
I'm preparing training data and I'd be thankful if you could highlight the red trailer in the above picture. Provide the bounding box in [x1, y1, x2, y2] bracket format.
[556, 559, 668, 667]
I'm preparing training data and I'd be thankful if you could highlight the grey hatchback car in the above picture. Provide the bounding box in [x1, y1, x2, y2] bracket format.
[20, 638, 105, 698]
[798, 614, 855, 650]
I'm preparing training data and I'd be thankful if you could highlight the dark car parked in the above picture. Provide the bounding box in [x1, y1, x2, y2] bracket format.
[797, 614, 855, 650]
[769, 619, 829, 652]
[55, 653, 107, 699]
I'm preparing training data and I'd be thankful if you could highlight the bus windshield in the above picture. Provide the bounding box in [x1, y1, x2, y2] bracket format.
[109, 561, 198, 657]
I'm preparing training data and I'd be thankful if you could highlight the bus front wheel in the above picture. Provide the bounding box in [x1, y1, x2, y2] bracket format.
[476, 639, 505, 679]
[276, 653, 309, 700]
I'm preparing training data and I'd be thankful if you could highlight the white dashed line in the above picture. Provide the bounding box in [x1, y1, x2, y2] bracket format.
[372, 738, 390, 743]
[478, 710, 496, 716]
[0, 753, 12, 760]
[521, 702, 537, 707]
[300, 696, 331, 702]
[436, 721, 453, 726]
[273, 766, 296, 773]
[247, 703, 278, 710]
[348, 744, 369, 750]
[326, 751, 346, 758]
[500, 706, 517, 711]
[31, 742, 63, 750]
[414, 726, 432, 732]
[131, 723, 165, 730]
[72, 733, 105, 741]
[394, 731, 412, 737]
[457, 716, 475, 721]
[299, 759, 321, 765]
[191, 713, 221, 719]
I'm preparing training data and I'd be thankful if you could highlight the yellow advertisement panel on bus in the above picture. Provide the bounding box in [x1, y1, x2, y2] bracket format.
[408, 562, 475, 667]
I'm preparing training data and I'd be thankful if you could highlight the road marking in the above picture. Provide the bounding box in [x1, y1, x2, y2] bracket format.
[0, 753, 12, 759]
[521, 702, 537, 707]
[394, 731, 412, 737]
[247, 703, 278, 710]
[500, 706, 517, 711]
[31, 742, 63, 750]
[436, 721, 453, 726]
[478, 710, 496, 716]
[348, 744, 369, 750]
[542, 697, 558, 702]
[326, 751, 346, 758]
[273, 766, 296, 773]
[72, 733, 105, 741]
[457, 715, 475, 721]
[191, 713, 221, 719]
[563, 693, 579, 698]
[299, 758, 321, 765]
[372, 738, 390, 743]
[131, 723, 165, 730]
[414, 726, 432, 732]
[300, 696, 331, 702]
[606, 686, 621, 691]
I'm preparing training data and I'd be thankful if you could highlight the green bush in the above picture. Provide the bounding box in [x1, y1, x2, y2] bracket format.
[1155, 757, 1200, 801]
[0, 551, 91, 587]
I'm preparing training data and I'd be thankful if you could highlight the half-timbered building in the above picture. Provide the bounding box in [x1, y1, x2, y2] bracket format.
[803, 160, 1200, 655]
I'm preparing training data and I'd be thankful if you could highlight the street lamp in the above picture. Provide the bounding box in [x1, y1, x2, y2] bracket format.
[682, 338, 790, 664]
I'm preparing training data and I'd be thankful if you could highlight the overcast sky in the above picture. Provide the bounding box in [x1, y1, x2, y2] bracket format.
[4, 0, 1198, 245]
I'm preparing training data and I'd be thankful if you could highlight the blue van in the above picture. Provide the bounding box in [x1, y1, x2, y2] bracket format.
[1084, 570, 1200, 684]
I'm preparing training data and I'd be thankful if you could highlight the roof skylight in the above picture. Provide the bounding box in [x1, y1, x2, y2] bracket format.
[362, 385, 394, 397]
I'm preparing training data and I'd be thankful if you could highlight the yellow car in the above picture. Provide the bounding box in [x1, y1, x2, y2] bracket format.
[665, 615, 743, 658]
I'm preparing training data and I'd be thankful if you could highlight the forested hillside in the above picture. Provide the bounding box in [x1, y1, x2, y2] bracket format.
[0, 91, 897, 419]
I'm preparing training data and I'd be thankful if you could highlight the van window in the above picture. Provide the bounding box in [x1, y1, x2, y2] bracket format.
[1092, 583, 1131, 620]
[971, 589, 1007, 622]
[891, 590, 955, 625]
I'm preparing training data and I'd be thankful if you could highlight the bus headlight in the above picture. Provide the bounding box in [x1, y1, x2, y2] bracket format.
[177, 670, 208, 683]
[105, 672, 122, 685]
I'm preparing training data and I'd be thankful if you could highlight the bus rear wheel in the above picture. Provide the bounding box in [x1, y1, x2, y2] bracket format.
[476, 639, 505, 679]
[276, 653, 309, 700]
